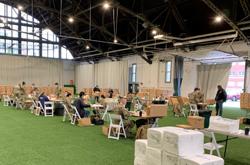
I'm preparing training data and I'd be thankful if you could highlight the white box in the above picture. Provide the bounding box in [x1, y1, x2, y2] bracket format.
[163, 128, 204, 157]
[162, 152, 182, 165]
[134, 157, 146, 165]
[135, 140, 147, 158]
[146, 147, 163, 165]
[209, 116, 239, 133]
[148, 127, 184, 149]
[180, 154, 224, 165]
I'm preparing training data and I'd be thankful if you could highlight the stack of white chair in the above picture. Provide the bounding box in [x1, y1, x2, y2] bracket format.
[134, 126, 224, 165]
[108, 114, 126, 140]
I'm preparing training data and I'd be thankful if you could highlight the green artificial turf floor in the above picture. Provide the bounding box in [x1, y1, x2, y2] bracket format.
[0, 103, 249, 165]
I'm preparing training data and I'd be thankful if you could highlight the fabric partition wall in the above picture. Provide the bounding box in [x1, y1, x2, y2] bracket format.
[94, 61, 128, 95]
[197, 63, 231, 99]
[245, 60, 250, 92]
[173, 56, 184, 96]
[75, 64, 94, 92]
[0, 55, 63, 86]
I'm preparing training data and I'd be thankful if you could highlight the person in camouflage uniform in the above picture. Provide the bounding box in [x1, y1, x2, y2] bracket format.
[115, 97, 135, 136]
[54, 82, 61, 98]
[31, 83, 40, 100]
[188, 88, 204, 109]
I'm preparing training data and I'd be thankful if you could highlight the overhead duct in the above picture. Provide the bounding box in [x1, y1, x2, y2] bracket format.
[173, 33, 238, 46]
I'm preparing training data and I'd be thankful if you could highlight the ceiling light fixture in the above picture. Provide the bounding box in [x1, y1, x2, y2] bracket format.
[214, 16, 223, 23]
[153, 34, 164, 39]
[113, 38, 118, 43]
[86, 45, 90, 50]
[17, 5, 23, 11]
[151, 29, 157, 35]
[103, 2, 110, 10]
[68, 17, 74, 23]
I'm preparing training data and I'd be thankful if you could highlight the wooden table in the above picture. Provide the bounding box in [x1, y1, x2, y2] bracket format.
[91, 104, 104, 109]
[206, 128, 250, 157]
[91, 104, 104, 114]
[197, 102, 208, 110]
[50, 98, 63, 103]
[130, 111, 164, 127]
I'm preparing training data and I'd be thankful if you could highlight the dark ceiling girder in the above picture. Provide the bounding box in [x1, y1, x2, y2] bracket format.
[168, 0, 187, 32]
[240, 0, 250, 16]
[74, 6, 152, 63]
[201, 0, 249, 43]
[3, 0, 153, 63]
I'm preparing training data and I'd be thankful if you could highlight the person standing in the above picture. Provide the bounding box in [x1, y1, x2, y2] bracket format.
[93, 85, 101, 102]
[108, 88, 114, 98]
[54, 82, 61, 98]
[215, 85, 227, 116]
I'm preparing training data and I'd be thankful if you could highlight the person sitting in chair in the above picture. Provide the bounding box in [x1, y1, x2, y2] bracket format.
[39, 92, 50, 109]
[115, 97, 135, 136]
[63, 92, 74, 113]
[74, 92, 91, 118]
[189, 88, 204, 110]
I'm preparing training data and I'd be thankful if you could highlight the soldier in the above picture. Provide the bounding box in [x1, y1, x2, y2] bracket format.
[19, 81, 27, 108]
[188, 88, 204, 109]
[116, 97, 135, 136]
[31, 83, 40, 100]
[54, 82, 61, 98]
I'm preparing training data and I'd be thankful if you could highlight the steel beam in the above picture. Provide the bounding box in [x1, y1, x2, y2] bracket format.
[202, 0, 249, 43]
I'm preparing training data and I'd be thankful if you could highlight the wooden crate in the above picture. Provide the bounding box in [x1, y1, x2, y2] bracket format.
[0, 85, 6, 95]
[6, 86, 13, 96]
[62, 87, 74, 95]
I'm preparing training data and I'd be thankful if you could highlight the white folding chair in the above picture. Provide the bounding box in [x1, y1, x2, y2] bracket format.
[102, 102, 117, 120]
[108, 114, 126, 140]
[15, 97, 23, 110]
[189, 104, 199, 116]
[30, 100, 37, 113]
[71, 105, 81, 125]
[9, 97, 15, 107]
[200, 130, 224, 157]
[3, 95, 10, 106]
[44, 101, 54, 117]
[36, 101, 44, 115]
[151, 118, 160, 128]
[134, 99, 143, 111]
[62, 104, 73, 122]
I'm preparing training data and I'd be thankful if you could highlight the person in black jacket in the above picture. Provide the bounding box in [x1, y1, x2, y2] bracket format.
[108, 88, 114, 98]
[215, 85, 227, 116]
[93, 85, 101, 102]
[74, 92, 91, 118]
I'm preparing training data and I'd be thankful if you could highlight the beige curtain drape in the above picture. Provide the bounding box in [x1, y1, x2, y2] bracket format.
[197, 63, 231, 99]
[94, 61, 128, 95]
[246, 68, 250, 92]
[0, 55, 63, 86]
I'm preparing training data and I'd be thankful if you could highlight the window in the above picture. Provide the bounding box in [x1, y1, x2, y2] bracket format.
[131, 64, 137, 83]
[0, 39, 5, 53]
[165, 61, 172, 83]
[0, 2, 73, 60]
[61, 46, 73, 59]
